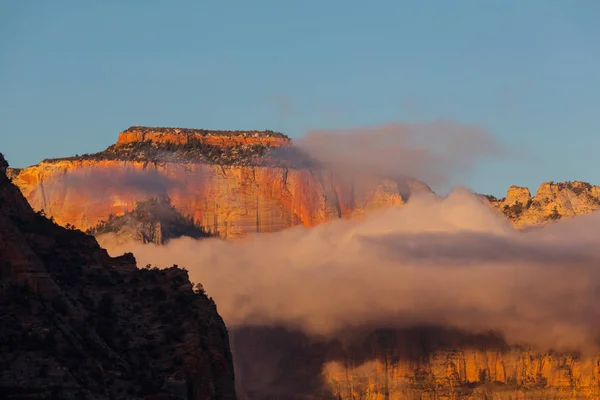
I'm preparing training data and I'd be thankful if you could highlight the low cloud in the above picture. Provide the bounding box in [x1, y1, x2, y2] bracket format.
[295, 121, 505, 193]
[61, 165, 185, 197]
[100, 188, 600, 353]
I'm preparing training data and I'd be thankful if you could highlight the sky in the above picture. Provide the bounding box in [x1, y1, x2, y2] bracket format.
[1, 0, 599, 197]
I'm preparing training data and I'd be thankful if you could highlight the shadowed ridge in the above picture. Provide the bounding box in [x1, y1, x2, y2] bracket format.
[0, 152, 237, 399]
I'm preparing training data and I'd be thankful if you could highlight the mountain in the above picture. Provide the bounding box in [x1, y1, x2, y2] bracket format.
[0, 153, 236, 399]
[8, 127, 600, 242]
[6, 126, 600, 399]
[7, 126, 412, 239]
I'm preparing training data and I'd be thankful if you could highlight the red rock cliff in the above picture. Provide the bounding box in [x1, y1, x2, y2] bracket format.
[115, 126, 291, 148]
[9, 127, 408, 238]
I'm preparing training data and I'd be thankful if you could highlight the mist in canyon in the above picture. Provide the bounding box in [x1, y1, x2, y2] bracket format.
[97, 121, 600, 397]
[101, 189, 600, 352]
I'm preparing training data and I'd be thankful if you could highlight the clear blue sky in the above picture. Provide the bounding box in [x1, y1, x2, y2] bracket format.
[1, 0, 599, 196]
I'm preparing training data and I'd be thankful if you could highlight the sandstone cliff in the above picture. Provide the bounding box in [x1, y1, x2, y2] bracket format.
[0, 153, 236, 399]
[114, 126, 290, 149]
[8, 126, 408, 240]
[232, 326, 600, 400]
[86, 196, 212, 245]
[484, 181, 600, 229]
[8, 127, 600, 241]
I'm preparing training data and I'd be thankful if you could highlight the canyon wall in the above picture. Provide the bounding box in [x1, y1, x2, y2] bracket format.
[323, 350, 600, 399]
[8, 127, 600, 239]
[232, 326, 600, 400]
[0, 152, 236, 399]
[8, 126, 409, 239]
[9, 159, 406, 239]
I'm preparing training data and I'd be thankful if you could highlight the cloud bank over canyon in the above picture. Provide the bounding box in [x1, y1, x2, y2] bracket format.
[96, 120, 600, 356]
[101, 187, 600, 353]
[295, 120, 505, 191]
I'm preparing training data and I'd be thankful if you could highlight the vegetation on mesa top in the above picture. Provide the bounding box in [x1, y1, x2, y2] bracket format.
[548, 180, 593, 195]
[39, 127, 310, 167]
[123, 126, 290, 139]
[41, 138, 318, 168]
[483, 181, 596, 204]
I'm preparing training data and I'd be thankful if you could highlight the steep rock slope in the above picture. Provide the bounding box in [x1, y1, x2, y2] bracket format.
[86, 196, 212, 245]
[9, 128, 600, 240]
[8, 127, 408, 239]
[0, 153, 236, 399]
[232, 326, 600, 400]
[484, 181, 600, 229]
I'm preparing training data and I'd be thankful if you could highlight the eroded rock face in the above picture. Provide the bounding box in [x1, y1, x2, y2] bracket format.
[231, 326, 600, 400]
[115, 126, 290, 148]
[323, 351, 600, 399]
[8, 127, 410, 239]
[486, 181, 600, 229]
[0, 153, 236, 399]
[87, 196, 212, 245]
[9, 127, 600, 240]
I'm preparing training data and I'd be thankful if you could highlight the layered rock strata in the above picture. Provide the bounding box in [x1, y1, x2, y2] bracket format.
[8, 127, 407, 239]
[7, 127, 600, 240]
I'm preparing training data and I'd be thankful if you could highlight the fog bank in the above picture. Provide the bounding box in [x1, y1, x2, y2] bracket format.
[100, 188, 600, 352]
[295, 121, 504, 192]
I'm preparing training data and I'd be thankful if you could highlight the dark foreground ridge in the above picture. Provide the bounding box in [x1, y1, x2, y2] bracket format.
[0, 153, 236, 399]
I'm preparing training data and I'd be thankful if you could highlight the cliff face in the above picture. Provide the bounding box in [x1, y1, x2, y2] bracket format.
[232, 326, 600, 400]
[323, 349, 600, 399]
[8, 127, 407, 239]
[86, 196, 212, 245]
[114, 126, 290, 148]
[9, 127, 600, 240]
[0, 153, 236, 399]
[485, 181, 600, 229]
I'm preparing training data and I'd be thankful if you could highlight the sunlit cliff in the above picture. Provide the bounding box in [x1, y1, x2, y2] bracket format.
[9, 127, 600, 242]
[231, 326, 600, 400]
[8, 126, 408, 239]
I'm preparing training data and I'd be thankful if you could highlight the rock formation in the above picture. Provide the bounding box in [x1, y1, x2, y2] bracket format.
[231, 326, 600, 400]
[0, 152, 236, 399]
[8, 126, 408, 240]
[8, 127, 600, 242]
[86, 196, 212, 246]
[483, 181, 600, 229]
[6, 125, 600, 399]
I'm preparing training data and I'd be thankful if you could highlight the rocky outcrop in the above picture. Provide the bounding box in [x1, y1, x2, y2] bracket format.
[0, 152, 236, 399]
[115, 126, 290, 148]
[8, 127, 409, 239]
[485, 181, 600, 229]
[232, 326, 600, 400]
[8, 127, 600, 241]
[323, 350, 600, 399]
[87, 196, 212, 245]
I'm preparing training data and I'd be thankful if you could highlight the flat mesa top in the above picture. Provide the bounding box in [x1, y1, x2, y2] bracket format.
[124, 126, 290, 139]
[35, 126, 307, 167]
